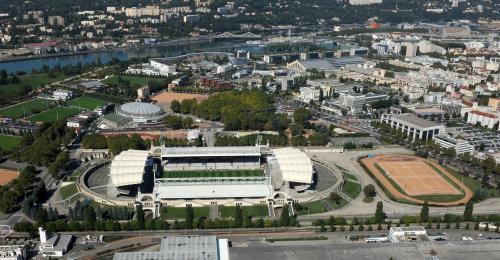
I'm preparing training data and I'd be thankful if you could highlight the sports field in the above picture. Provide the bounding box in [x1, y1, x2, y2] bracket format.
[360, 154, 472, 206]
[103, 75, 167, 87]
[68, 96, 108, 110]
[161, 169, 264, 178]
[28, 106, 82, 123]
[0, 73, 67, 92]
[0, 98, 55, 119]
[0, 135, 22, 151]
[0, 168, 20, 186]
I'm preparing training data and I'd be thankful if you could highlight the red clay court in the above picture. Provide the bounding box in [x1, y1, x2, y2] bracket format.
[361, 154, 473, 206]
[0, 168, 20, 186]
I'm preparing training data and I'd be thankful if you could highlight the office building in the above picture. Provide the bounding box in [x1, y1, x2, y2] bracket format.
[434, 134, 474, 155]
[381, 113, 445, 141]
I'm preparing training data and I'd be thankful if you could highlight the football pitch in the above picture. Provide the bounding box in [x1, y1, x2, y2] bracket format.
[68, 96, 108, 110]
[0, 98, 56, 119]
[28, 106, 82, 123]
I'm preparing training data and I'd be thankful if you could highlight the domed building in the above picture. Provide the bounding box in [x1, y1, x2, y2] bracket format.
[117, 102, 166, 124]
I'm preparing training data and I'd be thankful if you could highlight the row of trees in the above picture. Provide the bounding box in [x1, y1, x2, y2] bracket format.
[0, 166, 38, 213]
[81, 133, 149, 154]
[164, 115, 194, 130]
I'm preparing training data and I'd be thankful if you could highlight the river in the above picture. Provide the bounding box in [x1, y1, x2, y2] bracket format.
[0, 41, 240, 74]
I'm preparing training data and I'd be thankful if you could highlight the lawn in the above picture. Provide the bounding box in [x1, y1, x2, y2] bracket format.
[68, 96, 108, 110]
[413, 194, 466, 203]
[0, 135, 22, 151]
[298, 200, 327, 215]
[447, 167, 500, 198]
[28, 106, 82, 123]
[0, 73, 67, 92]
[0, 98, 56, 119]
[342, 180, 361, 199]
[60, 183, 79, 200]
[220, 205, 269, 218]
[161, 169, 265, 178]
[102, 75, 166, 88]
[161, 206, 210, 219]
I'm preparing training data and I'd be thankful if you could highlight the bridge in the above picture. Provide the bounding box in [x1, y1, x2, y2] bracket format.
[213, 32, 262, 39]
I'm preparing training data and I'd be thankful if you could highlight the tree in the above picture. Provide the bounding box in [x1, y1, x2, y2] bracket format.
[374, 201, 385, 223]
[463, 200, 473, 221]
[363, 184, 376, 197]
[185, 205, 194, 229]
[420, 201, 429, 223]
[83, 206, 96, 230]
[330, 192, 342, 205]
[234, 205, 243, 228]
[171, 100, 181, 113]
[293, 108, 312, 125]
[136, 205, 145, 230]
[280, 204, 291, 226]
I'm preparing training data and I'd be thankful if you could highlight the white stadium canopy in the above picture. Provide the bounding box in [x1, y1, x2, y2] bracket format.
[110, 150, 150, 186]
[272, 147, 313, 184]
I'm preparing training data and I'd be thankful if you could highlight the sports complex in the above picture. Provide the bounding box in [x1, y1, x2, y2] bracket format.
[360, 154, 472, 206]
[78, 145, 343, 218]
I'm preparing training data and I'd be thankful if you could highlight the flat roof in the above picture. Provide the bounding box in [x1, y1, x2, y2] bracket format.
[114, 236, 229, 260]
[156, 183, 272, 199]
[389, 113, 444, 129]
[161, 146, 261, 158]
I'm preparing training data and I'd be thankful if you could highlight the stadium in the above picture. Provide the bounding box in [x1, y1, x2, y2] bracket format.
[81, 145, 334, 218]
[116, 102, 166, 124]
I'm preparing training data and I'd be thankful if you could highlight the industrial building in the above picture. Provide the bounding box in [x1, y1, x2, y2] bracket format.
[287, 56, 364, 72]
[0, 245, 26, 260]
[388, 227, 430, 243]
[38, 227, 73, 257]
[381, 113, 445, 141]
[113, 235, 229, 260]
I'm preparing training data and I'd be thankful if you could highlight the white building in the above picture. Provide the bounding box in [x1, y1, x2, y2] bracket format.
[0, 245, 26, 260]
[349, 0, 382, 5]
[38, 227, 73, 257]
[388, 227, 429, 243]
[434, 134, 474, 155]
[126, 59, 177, 76]
[52, 89, 73, 100]
[299, 86, 320, 103]
[339, 93, 388, 114]
[381, 113, 445, 141]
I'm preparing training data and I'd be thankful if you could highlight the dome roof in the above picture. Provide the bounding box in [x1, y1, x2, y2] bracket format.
[119, 102, 164, 116]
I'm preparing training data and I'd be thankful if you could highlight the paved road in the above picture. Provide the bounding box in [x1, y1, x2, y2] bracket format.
[299, 147, 500, 220]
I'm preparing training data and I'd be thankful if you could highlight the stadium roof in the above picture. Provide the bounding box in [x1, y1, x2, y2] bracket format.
[110, 150, 149, 186]
[156, 183, 271, 199]
[272, 147, 313, 184]
[161, 146, 261, 158]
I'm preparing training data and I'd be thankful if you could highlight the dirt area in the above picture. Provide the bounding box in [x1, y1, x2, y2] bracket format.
[360, 154, 472, 206]
[0, 168, 20, 186]
[151, 92, 209, 108]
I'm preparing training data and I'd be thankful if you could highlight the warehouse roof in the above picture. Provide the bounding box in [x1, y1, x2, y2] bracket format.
[272, 147, 313, 184]
[110, 150, 149, 186]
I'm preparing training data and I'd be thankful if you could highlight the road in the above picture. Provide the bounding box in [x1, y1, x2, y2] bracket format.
[299, 147, 500, 221]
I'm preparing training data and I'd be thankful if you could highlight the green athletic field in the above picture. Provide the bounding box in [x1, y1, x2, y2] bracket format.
[0, 98, 56, 119]
[28, 106, 82, 123]
[68, 96, 108, 110]
[102, 75, 166, 87]
[161, 169, 265, 178]
[0, 135, 23, 151]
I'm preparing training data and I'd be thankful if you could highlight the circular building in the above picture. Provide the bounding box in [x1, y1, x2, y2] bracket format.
[117, 102, 166, 124]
